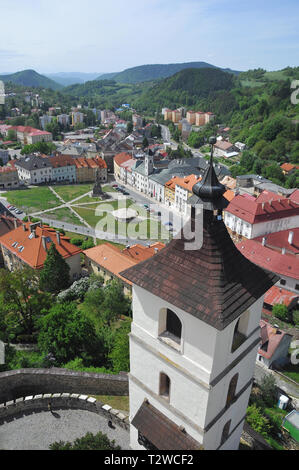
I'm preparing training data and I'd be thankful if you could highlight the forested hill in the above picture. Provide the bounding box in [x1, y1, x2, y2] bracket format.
[97, 61, 240, 83]
[132, 67, 237, 114]
[0, 70, 63, 91]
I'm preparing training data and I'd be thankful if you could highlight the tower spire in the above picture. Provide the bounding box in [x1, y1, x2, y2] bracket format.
[191, 136, 228, 212]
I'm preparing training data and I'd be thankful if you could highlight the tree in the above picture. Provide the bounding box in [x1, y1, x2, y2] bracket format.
[0, 268, 52, 340]
[127, 121, 133, 133]
[259, 374, 277, 407]
[39, 243, 70, 294]
[38, 302, 103, 365]
[50, 431, 121, 450]
[272, 303, 289, 322]
[142, 137, 149, 149]
[109, 318, 131, 372]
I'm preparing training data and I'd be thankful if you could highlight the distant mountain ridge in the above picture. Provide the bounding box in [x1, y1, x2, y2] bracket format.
[97, 61, 240, 83]
[45, 72, 103, 86]
[0, 70, 63, 90]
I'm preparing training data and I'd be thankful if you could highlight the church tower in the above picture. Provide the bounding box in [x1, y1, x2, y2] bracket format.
[121, 138, 277, 451]
[144, 150, 154, 176]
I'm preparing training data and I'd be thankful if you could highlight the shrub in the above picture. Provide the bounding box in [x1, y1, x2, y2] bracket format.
[50, 431, 121, 450]
[292, 310, 299, 327]
[272, 304, 289, 321]
[246, 404, 272, 437]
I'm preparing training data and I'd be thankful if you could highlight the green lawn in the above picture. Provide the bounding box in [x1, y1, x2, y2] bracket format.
[280, 364, 299, 383]
[90, 395, 129, 412]
[6, 187, 60, 213]
[44, 207, 84, 226]
[53, 184, 93, 202]
[74, 205, 170, 241]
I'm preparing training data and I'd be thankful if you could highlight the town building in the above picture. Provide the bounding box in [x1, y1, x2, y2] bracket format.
[257, 320, 292, 369]
[0, 166, 19, 189]
[71, 112, 84, 127]
[49, 154, 77, 183]
[121, 144, 277, 450]
[262, 285, 298, 317]
[237, 228, 299, 294]
[73, 156, 107, 183]
[7, 126, 52, 145]
[84, 242, 165, 296]
[114, 153, 133, 181]
[0, 222, 82, 280]
[186, 110, 196, 125]
[195, 112, 206, 127]
[39, 115, 53, 130]
[57, 114, 70, 127]
[224, 193, 299, 241]
[213, 141, 239, 158]
[15, 155, 53, 185]
[280, 163, 299, 176]
[0, 149, 10, 165]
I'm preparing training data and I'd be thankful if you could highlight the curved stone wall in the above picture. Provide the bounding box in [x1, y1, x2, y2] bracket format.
[0, 393, 129, 430]
[0, 368, 129, 403]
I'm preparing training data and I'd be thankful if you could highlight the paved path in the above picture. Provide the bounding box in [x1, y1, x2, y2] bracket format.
[0, 409, 129, 450]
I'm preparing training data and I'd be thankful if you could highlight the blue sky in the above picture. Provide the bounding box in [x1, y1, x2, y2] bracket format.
[0, 0, 298, 74]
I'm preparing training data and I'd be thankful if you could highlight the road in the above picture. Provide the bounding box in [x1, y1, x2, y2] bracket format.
[254, 362, 299, 399]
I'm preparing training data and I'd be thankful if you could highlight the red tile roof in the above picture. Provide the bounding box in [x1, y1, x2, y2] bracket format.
[254, 228, 299, 255]
[258, 320, 291, 360]
[263, 285, 298, 308]
[237, 239, 299, 280]
[290, 189, 299, 205]
[255, 190, 283, 204]
[281, 163, 299, 172]
[114, 153, 132, 167]
[225, 194, 299, 224]
[0, 223, 81, 269]
[83, 242, 164, 285]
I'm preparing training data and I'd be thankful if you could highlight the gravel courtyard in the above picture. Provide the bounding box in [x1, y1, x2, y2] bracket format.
[0, 409, 130, 450]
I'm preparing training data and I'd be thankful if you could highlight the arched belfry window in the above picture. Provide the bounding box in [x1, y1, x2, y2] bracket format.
[221, 420, 231, 446]
[158, 308, 182, 350]
[226, 373, 239, 408]
[159, 373, 171, 400]
[166, 309, 182, 340]
[231, 311, 250, 352]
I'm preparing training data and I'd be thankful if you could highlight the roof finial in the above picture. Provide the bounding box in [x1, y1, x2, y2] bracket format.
[191, 135, 227, 211]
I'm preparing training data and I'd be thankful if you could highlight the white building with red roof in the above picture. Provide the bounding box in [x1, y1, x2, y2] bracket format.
[237, 227, 299, 294]
[224, 192, 299, 240]
[8, 126, 52, 145]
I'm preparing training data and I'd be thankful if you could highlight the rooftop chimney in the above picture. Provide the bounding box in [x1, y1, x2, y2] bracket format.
[56, 231, 61, 245]
[282, 247, 286, 255]
[262, 237, 267, 246]
[42, 236, 47, 251]
[13, 219, 18, 229]
[288, 231, 294, 245]
[22, 223, 27, 232]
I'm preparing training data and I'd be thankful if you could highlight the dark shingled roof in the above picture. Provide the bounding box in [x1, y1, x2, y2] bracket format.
[132, 400, 203, 450]
[120, 211, 278, 330]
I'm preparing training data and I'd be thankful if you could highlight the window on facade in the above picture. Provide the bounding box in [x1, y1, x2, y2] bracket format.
[295, 284, 299, 291]
[226, 374, 238, 408]
[158, 308, 182, 349]
[159, 373, 171, 400]
[221, 420, 231, 446]
[280, 279, 286, 286]
[231, 311, 250, 353]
